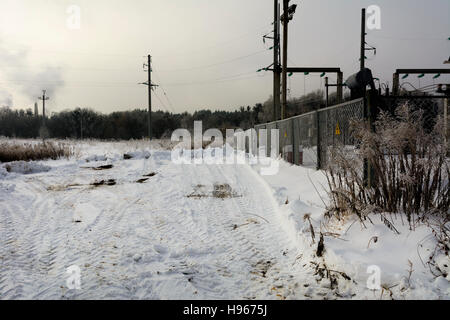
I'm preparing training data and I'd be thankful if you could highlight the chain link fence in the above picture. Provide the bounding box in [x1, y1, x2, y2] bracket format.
[253, 95, 448, 170]
[255, 98, 365, 169]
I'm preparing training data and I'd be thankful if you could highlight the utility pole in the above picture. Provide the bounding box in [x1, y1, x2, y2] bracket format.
[281, 0, 289, 120]
[360, 8, 366, 71]
[38, 90, 49, 126]
[280, 0, 298, 120]
[147, 55, 152, 140]
[141, 55, 158, 140]
[325, 77, 329, 108]
[273, 0, 281, 121]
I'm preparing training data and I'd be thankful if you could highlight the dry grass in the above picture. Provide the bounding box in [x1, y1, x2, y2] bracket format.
[0, 141, 73, 163]
[325, 104, 449, 227]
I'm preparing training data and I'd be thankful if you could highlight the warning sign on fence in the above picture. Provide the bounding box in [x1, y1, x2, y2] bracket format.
[335, 122, 341, 135]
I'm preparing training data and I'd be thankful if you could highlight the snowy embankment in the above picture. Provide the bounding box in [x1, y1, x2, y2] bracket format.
[0, 139, 449, 300]
[250, 157, 450, 300]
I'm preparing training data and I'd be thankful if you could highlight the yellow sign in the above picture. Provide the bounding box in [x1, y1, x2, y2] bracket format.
[335, 122, 341, 135]
[284, 132, 287, 138]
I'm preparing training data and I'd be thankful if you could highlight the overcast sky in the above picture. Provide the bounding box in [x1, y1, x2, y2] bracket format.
[0, 0, 449, 115]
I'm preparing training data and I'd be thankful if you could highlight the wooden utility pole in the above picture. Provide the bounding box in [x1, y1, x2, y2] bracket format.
[141, 55, 158, 140]
[281, 0, 289, 120]
[147, 55, 152, 140]
[38, 90, 49, 126]
[273, 0, 281, 121]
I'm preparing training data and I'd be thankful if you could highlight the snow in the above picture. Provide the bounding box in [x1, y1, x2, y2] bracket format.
[0, 139, 448, 300]
[72, 203, 101, 225]
[0, 166, 7, 178]
[250, 157, 450, 300]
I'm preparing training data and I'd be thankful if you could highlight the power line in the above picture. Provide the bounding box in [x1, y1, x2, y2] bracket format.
[22, 23, 273, 61]
[3, 48, 271, 75]
[0, 71, 269, 88]
[152, 22, 273, 59]
[158, 49, 269, 72]
[153, 90, 171, 112]
[370, 35, 449, 41]
[0, 65, 134, 72]
[154, 81, 176, 112]
[150, 65, 175, 114]
[0, 79, 138, 87]
[162, 71, 268, 87]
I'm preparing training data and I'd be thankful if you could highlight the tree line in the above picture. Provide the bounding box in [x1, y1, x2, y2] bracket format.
[0, 90, 340, 140]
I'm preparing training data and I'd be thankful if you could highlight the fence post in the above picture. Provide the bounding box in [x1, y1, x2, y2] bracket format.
[291, 118, 295, 165]
[316, 109, 321, 170]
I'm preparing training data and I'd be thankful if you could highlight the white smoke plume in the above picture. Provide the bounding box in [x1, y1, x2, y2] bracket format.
[0, 38, 64, 107]
[0, 88, 12, 107]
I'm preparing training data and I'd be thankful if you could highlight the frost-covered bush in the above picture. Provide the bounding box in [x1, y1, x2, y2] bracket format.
[326, 104, 449, 227]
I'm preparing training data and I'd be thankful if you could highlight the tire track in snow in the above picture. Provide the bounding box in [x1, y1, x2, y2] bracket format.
[218, 163, 305, 299]
[181, 163, 244, 299]
[169, 161, 293, 299]
[202, 162, 287, 299]
[1, 150, 315, 299]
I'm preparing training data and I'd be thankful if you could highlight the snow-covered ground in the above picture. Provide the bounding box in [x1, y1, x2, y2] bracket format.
[0, 139, 449, 300]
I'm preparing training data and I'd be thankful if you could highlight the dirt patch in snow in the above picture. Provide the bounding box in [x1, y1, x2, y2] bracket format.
[232, 218, 259, 230]
[123, 151, 151, 160]
[91, 179, 116, 187]
[136, 172, 157, 183]
[143, 172, 157, 177]
[92, 164, 113, 171]
[212, 184, 235, 199]
[47, 183, 84, 191]
[251, 260, 274, 278]
[187, 183, 240, 199]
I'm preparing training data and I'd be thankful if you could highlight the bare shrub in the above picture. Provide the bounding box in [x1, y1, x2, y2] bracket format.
[325, 104, 449, 227]
[0, 141, 73, 163]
